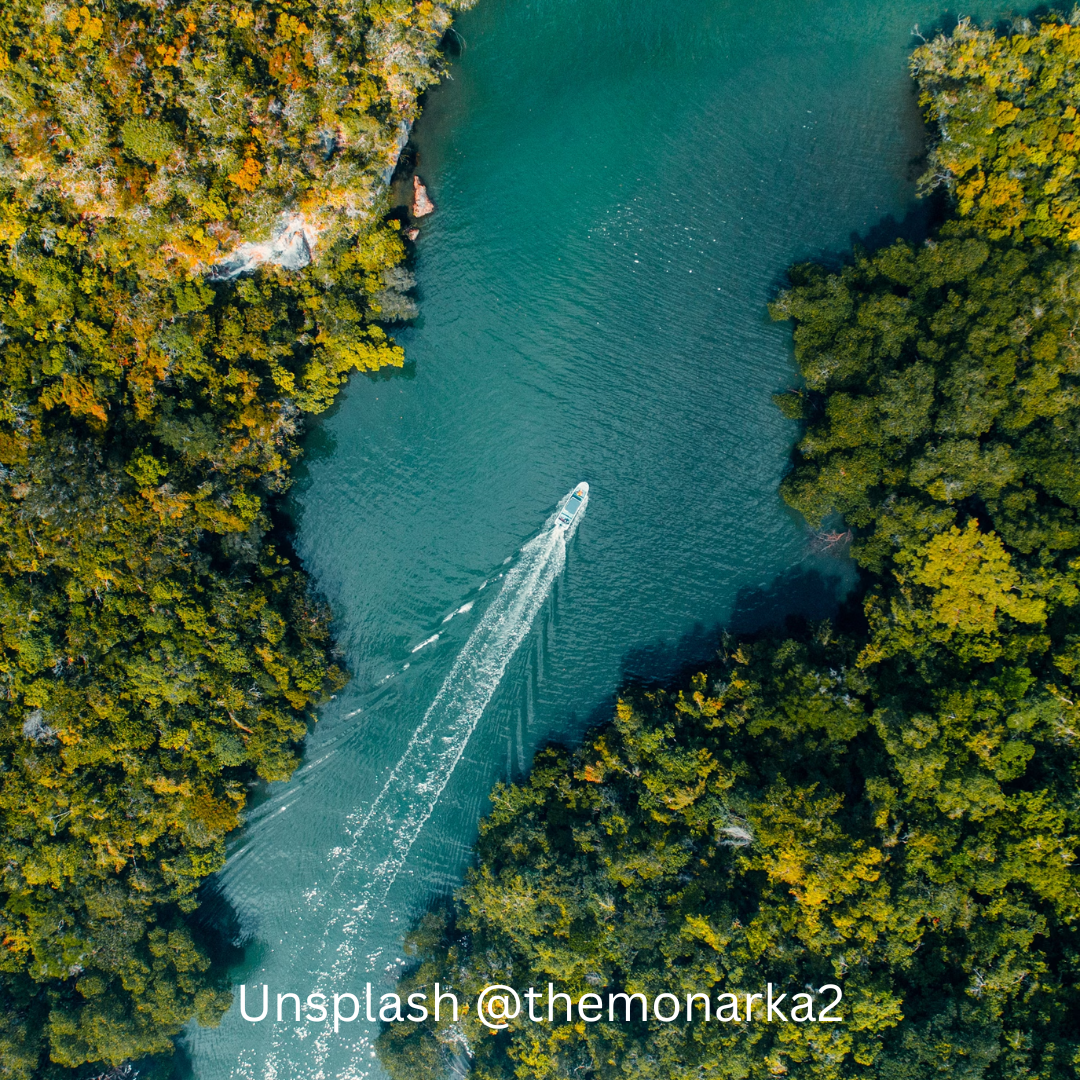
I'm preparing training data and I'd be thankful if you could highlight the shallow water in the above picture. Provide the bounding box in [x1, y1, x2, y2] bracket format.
[182, 1, 1006, 1076]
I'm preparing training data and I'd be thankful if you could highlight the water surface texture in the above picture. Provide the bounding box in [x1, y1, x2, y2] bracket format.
[184, 1, 1007, 1076]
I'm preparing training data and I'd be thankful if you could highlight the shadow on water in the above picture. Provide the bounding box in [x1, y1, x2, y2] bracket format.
[566, 559, 860, 754]
[368, 355, 419, 382]
[287, 358, 420, 485]
[790, 185, 950, 280]
[617, 563, 854, 691]
[728, 563, 857, 636]
[146, 880, 248, 1080]
[850, 186, 948, 259]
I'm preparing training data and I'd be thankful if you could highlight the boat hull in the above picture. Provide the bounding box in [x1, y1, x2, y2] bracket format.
[555, 482, 589, 532]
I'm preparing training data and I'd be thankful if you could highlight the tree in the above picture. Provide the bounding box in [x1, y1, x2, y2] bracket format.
[0, 0, 473, 1074]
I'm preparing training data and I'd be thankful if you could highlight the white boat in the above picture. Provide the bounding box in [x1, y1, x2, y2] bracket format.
[555, 482, 589, 531]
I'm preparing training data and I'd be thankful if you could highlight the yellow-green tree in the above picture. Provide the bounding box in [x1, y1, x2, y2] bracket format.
[0, 0, 472, 1075]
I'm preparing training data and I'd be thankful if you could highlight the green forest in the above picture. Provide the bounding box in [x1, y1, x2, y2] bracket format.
[376, 15, 1080, 1080]
[0, 0, 470, 1076]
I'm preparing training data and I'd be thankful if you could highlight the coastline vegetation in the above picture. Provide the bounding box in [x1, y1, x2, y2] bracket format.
[0, 0, 470, 1075]
[377, 14, 1080, 1080]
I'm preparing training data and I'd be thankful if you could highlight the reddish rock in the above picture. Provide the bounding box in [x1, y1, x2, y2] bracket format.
[412, 175, 435, 217]
[406, 228, 420, 241]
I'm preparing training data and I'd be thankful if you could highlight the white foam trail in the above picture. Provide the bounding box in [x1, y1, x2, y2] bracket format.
[410, 634, 440, 653]
[321, 519, 577, 966]
[284, 491, 586, 1074]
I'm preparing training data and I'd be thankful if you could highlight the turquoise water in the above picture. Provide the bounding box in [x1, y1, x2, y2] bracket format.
[183, 1, 1004, 1076]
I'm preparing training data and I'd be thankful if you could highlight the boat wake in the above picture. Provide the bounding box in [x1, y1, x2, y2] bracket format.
[318, 485, 587, 970]
[255, 486, 587, 1077]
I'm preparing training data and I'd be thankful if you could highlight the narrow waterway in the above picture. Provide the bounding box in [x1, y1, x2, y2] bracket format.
[182, 1, 1004, 1076]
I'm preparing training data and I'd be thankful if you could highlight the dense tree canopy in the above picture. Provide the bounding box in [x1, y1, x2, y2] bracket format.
[0, 0, 454, 272]
[915, 15, 1080, 243]
[377, 15, 1080, 1080]
[379, 625, 1080, 1080]
[0, 0, 470, 1076]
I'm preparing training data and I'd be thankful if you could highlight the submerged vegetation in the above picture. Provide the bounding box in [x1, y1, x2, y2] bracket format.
[0, 0, 470, 1075]
[377, 15, 1080, 1080]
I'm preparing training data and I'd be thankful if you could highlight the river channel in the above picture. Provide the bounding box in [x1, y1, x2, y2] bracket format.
[182, 1, 1003, 1076]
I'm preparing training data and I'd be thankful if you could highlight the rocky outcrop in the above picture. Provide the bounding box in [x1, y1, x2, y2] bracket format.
[208, 119, 415, 280]
[382, 119, 413, 184]
[209, 214, 323, 281]
[412, 175, 436, 217]
[22, 709, 55, 744]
